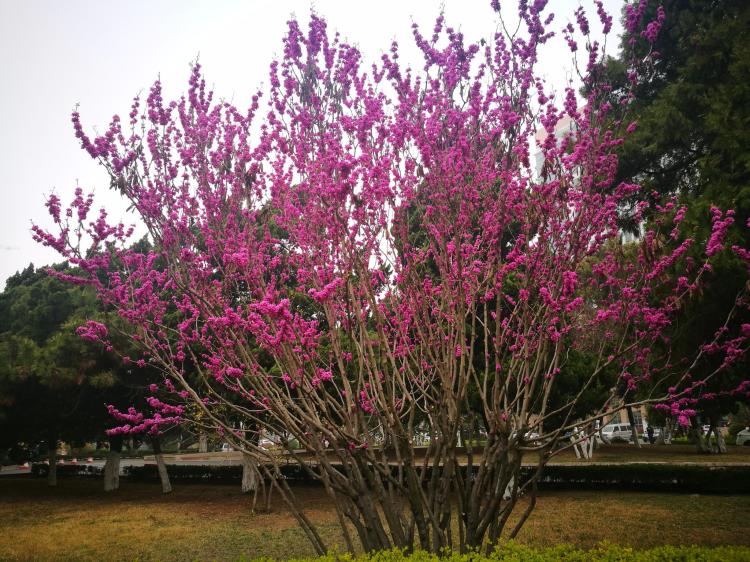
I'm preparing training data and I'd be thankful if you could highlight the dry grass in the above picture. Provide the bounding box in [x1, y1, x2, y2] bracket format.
[1, 477, 748, 561]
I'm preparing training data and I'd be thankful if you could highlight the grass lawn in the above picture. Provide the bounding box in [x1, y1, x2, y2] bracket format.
[0, 477, 748, 561]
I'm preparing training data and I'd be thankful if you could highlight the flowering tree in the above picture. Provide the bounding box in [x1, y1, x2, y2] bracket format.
[34, 1, 750, 553]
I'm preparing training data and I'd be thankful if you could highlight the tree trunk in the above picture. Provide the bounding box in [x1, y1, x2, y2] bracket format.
[715, 426, 727, 454]
[104, 435, 123, 492]
[710, 417, 727, 454]
[663, 418, 673, 444]
[626, 407, 642, 448]
[586, 428, 596, 459]
[655, 426, 666, 445]
[47, 433, 58, 487]
[689, 418, 710, 454]
[151, 436, 172, 493]
[198, 433, 208, 453]
[242, 452, 258, 494]
[570, 429, 582, 459]
[502, 475, 515, 500]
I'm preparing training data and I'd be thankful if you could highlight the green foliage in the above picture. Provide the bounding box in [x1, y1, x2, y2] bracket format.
[0, 263, 122, 456]
[244, 544, 750, 562]
[1, 263, 99, 345]
[543, 349, 615, 432]
[598, 0, 750, 421]
[609, 0, 750, 208]
[728, 404, 750, 436]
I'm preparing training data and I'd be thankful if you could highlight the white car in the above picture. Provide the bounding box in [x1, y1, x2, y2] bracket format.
[736, 428, 750, 446]
[600, 423, 635, 443]
[259, 437, 280, 449]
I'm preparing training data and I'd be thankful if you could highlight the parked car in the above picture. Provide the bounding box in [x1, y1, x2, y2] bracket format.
[510, 430, 540, 445]
[600, 423, 635, 444]
[736, 428, 750, 446]
[523, 431, 540, 445]
[259, 437, 280, 449]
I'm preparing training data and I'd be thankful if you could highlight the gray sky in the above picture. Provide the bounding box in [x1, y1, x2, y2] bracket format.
[0, 0, 624, 288]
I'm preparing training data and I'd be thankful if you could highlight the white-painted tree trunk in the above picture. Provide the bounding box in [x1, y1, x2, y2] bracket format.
[198, 433, 208, 453]
[152, 436, 172, 493]
[103, 450, 120, 491]
[104, 436, 123, 492]
[659, 418, 673, 445]
[502, 476, 515, 500]
[571, 433, 582, 459]
[708, 419, 727, 454]
[242, 453, 258, 494]
[655, 425, 666, 445]
[627, 406, 642, 448]
[690, 418, 710, 453]
[716, 426, 727, 454]
[155, 454, 172, 493]
[47, 441, 57, 487]
[103, 449, 121, 491]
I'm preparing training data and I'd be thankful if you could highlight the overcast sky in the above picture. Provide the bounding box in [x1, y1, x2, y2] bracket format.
[0, 0, 624, 288]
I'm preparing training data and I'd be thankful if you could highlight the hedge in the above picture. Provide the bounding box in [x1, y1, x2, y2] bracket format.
[530, 463, 750, 494]
[30, 463, 103, 477]
[34, 460, 750, 494]
[125, 463, 244, 483]
[240, 544, 750, 561]
[124, 463, 750, 494]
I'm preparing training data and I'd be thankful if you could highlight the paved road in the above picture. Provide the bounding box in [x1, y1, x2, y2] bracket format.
[0, 458, 146, 476]
[0, 456, 248, 477]
[0, 465, 31, 476]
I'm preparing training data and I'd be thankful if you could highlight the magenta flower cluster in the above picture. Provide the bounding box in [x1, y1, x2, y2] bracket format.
[33, 1, 749, 443]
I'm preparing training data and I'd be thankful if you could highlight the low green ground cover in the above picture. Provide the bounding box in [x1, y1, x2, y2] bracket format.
[267, 544, 750, 562]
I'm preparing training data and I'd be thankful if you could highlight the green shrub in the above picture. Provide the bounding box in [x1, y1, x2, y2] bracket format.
[241, 544, 750, 562]
[125, 463, 242, 483]
[30, 463, 103, 477]
[123, 463, 750, 493]
[531, 464, 750, 493]
[125, 462, 314, 483]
